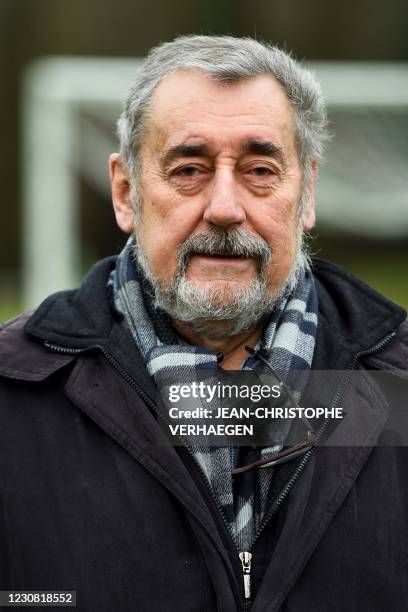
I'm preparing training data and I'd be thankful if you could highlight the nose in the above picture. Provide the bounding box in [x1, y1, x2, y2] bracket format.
[203, 168, 246, 228]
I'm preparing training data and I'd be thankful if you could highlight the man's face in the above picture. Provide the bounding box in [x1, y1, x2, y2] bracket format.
[111, 70, 316, 333]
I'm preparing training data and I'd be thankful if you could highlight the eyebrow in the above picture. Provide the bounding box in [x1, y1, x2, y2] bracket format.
[161, 139, 287, 170]
[242, 139, 287, 168]
[161, 143, 210, 170]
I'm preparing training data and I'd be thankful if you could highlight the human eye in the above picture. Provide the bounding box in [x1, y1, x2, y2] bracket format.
[169, 163, 211, 192]
[250, 166, 274, 177]
[242, 162, 279, 187]
[175, 165, 202, 177]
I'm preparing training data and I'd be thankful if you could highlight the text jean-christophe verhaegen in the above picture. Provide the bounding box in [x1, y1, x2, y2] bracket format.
[165, 381, 343, 438]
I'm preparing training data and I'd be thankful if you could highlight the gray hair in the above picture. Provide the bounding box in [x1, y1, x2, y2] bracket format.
[117, 34, 330, 188]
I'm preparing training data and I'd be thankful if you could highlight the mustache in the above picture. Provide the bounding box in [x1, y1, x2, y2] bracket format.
[177, 227, 272, 272]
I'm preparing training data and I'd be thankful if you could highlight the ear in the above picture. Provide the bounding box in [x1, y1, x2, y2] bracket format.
[302, 159, 318, 231]
[109, 153, 134, 234]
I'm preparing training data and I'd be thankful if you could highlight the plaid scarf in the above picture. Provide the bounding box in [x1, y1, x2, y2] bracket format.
[110, 237, 318, 552]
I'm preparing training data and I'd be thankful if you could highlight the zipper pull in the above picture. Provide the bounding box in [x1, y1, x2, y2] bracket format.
[239, 551, 252, 600]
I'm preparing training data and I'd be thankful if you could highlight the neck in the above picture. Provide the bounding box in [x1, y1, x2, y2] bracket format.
[173, 320, 263, 370]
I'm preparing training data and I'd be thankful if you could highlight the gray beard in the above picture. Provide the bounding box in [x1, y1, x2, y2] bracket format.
[132, 225, 307, 339]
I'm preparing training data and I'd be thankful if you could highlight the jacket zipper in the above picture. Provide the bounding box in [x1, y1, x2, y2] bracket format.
[45, 330, 395, 611]
[239, 551, 252, 601]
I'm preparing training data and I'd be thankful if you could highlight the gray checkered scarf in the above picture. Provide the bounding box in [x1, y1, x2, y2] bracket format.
[110, 237, 318, 552]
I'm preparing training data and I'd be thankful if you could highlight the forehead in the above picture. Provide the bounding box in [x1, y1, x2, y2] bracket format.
[144, 70, 297, 154]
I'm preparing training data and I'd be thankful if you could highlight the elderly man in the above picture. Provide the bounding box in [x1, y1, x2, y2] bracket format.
[1, 35, 407, 611]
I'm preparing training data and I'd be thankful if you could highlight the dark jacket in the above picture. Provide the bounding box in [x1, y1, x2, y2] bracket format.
[0, 257, 407, 612]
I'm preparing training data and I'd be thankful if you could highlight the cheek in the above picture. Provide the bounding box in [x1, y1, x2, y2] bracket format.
[137, 192, 205, 281]
[268, 225, 297, 270]
[250, 195, 299, 249]
[249, 198, 300, 287]
[265, 231, 299, 292]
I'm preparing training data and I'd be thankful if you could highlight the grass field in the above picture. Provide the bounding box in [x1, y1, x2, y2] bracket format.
[0, 294, 22, 324]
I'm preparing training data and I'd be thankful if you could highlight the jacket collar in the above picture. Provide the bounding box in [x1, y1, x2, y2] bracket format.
[25, 257, 118, 347]
[311, 257, 406, 368]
